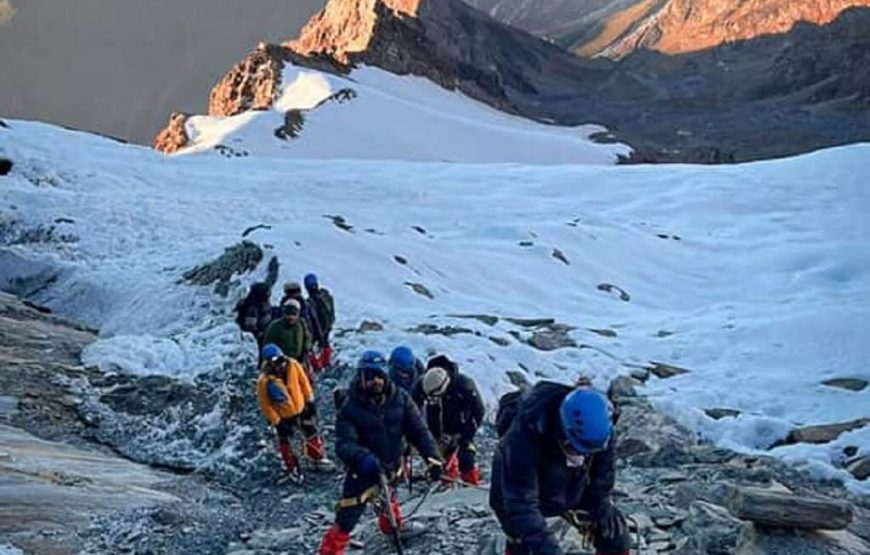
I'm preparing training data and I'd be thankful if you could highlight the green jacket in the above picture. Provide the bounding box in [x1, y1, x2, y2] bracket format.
[263, 318, 310, 362]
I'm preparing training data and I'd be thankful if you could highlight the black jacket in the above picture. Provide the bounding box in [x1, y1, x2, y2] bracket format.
[336, 379, 439, 474]
[412, 356, 485, 443]
[489, 381, 616, 555]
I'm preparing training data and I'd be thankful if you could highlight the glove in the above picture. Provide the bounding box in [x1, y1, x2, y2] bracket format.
[590, 500, 626, 541]
[426, 458, 444, 482]
[357, 453, 381, 480]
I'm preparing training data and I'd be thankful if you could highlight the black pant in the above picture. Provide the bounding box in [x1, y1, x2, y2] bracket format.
[335, 472, 380, 532]
[496, 506, 631, 555]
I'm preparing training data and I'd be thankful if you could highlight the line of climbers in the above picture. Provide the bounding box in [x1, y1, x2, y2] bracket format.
[235, 273, 335, 373]
[238, 281, 629, 555]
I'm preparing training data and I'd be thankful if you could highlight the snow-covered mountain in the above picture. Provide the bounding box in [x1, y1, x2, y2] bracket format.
[2, 118, 868, 492]
[167, 63, 628, 164]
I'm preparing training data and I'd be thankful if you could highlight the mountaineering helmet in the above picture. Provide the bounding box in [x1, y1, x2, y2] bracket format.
[559, 388, 612, 454]
[304, 273, 318, 290]
[357, 350, 388, 379]
[388, 346, 415, 371]
[261, 343, 284, 362]
[422, 367, 451, 398]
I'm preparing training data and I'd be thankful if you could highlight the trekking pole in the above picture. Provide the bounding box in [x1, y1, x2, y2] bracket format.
[378, 472, 404, 555]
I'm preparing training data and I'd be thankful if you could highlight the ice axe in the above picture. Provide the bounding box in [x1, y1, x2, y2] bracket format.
[378, 472, 404, 555]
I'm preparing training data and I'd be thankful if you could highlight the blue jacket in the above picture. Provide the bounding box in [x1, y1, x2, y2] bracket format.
[489, 381, 617, 555]
[336, 379, 439, 475]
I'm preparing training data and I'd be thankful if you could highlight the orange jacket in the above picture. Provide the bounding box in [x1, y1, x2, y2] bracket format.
[257, 358, 313, 426]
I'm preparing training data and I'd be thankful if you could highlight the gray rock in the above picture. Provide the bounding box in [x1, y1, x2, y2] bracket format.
[677, 501, 755, 555]
[404, 281, 435, 299]
[357, 320, 384, 333]
[821, 378, 868, 392]
[527, 325, 577, 351]
[846, 457, 870, 480]
[608, 376, 639, 400]
[647, 362, 691, 379]
[705, 408, 741, 420]
[181, 241, 263, 296]
[784, 418, 870, 445]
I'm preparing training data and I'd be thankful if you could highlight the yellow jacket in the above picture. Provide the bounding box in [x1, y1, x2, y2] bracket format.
[257, 358, 313, 426]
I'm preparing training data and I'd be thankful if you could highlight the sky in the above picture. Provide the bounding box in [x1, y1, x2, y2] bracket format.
[0, 0, 325, 144]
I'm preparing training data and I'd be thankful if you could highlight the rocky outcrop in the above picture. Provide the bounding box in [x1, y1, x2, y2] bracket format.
[153, 112, 190, 154]
[207, 43, 287, 117]
[596, 0, 870, 59]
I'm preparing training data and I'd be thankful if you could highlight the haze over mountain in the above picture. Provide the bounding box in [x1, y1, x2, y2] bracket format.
[0, 0, 325, 144]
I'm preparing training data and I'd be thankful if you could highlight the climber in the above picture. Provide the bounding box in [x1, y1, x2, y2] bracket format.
[318, 350, 443, 555]
[304, 273, 336, 369]
[256, 343, 332, 483]
[387, 345, 424, 393]
[489, 381, 631, 555]
[412, 354, 485, 486]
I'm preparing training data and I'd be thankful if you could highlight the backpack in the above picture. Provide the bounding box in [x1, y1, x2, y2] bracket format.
[495, 389, 526, 438]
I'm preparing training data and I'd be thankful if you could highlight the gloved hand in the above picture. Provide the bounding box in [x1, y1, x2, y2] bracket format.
[426, 458, 444, 482]
[590, 500, 626, 541]
[357, 452, 381, 480]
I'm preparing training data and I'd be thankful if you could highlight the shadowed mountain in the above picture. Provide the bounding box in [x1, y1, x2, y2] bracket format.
[158, 0, 870, 162]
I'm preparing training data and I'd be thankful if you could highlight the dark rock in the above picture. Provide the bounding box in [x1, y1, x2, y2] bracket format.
[411, 225, 427, 235]
[847, 457, 870, 480]
[648, 362, 691, 379]
[705, 408, 741, 420]
[587, 327, 618, 338]
[404, 281, 434, 299]
[551, 248, 569, 265]
[505, 370, 532, 390]
[393, 255, 408, 265]
[357, 320, 384, 333]
[608, 376, 639, 400]
[843, 446, 859, 458]
[527, 325, 576, 351]
[447, 313, 499, 326]
[180, 241, 263, 297]
[630, 368, 650, 382]
[0, 119, 8, 128]
[274, 110, 305, 139]
[597, 283, 631, 302]
[241, 224, 271, 238]
[677, 501, 755, 555]
[489, 336, 511, 347]
[0, 158, 12, 176]
[406, 323, 473, 336]
[504, 317, 555, 327]
[821, 378, 868, 392]
[518, 241, 533, 247]
[783, 418, 870, 445]
[324, 214, 354, 233]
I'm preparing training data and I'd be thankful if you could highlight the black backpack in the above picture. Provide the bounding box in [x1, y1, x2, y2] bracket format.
[495, 389, 526, 437]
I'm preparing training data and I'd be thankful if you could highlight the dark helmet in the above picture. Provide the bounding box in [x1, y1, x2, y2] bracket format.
[388, 346, 415, 371]
[357, 350, 388, 378]
[559, 388, 612, 454]
[304, 273, 318, 291]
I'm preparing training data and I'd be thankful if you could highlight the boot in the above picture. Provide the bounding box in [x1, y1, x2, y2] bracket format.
[321, 344, 333, 368]
[377, 494, 403, 535]
[442, 453, 459, 486]
[318, 524, 351, 555]
[279, 440, 303, 483]
[460, 466, 481, 486]
[304, 436, 336, 471]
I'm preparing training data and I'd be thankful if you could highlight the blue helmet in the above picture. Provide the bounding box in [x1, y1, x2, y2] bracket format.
[388, 346, 415, 371]
[304, 273, 318, 290]
[261, 343, 284, 361]
[357, 350, 388, 378]
[559, 388, 612, 454]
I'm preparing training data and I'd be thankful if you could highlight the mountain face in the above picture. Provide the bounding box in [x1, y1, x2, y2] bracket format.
[461, 0, 870, 58]
[156, 0, 870, 162]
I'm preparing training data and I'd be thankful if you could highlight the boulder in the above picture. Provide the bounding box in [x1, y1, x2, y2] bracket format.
[676, 501, 755, 555]
[784, 418, 870, 445]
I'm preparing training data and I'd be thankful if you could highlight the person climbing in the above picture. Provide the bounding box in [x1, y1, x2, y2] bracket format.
[489, 381, 631, 555]
[282, 281, 329, 372]
[234, 282, 275, 346]
[387, 345, 424, 393]
[412, 354, 486, 486]
[256, 343, 332, 483]
[304, 273, 335, 368]
[318, 350, 443, 555]
[263, 299, 311, 373]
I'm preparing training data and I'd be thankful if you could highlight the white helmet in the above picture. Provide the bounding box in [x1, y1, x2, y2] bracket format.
[422, 367, 451, 398]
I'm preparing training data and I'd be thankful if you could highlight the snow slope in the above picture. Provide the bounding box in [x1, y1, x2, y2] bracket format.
[1, 119, 868, 493]
[179, 64, 630, 165]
